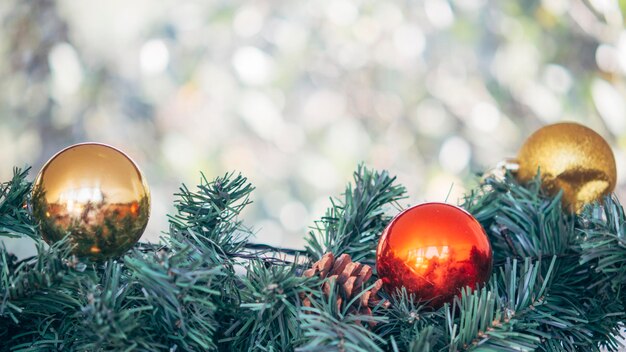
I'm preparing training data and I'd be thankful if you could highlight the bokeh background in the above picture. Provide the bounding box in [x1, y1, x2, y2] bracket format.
[2, 0, 626, 258]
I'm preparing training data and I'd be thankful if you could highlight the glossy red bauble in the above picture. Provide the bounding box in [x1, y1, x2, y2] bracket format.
[376, 202, 492, 308]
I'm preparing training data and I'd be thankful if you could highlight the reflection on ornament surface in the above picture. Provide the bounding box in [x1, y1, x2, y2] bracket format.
[31, 143, 150, 260]
[376, 203, 492, 308]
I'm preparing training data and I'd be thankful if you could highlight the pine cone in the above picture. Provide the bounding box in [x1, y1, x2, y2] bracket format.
[301, 252, 390, 326]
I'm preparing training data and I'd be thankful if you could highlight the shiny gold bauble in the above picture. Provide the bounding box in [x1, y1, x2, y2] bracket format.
[31, 143, 150, 260]
[516, 122, 616, 212]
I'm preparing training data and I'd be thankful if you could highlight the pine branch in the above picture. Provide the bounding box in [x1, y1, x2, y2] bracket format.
[0, 238, 79, 321]
[306, 165, 406, 263]
[69, 261, 157, 351]
[579, 195, 626, 287]
[0, 168, 36, 239]
[446, 257, 556, 352]
[376, 288, 443, 352]
[221, 260, 312, 351]
[124, 244, 225, 351]
[169, 172, 254, 257]
[464, 173, 626, 351]
[464, 174, 573, 262]
[296, 281, 387, 352]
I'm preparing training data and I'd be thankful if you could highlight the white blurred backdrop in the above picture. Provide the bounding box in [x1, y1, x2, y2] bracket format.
[1, 0, 625, 257]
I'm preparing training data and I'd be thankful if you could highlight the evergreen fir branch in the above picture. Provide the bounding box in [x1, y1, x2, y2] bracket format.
[305, 165, 406, 263]
[2, 165, 626, 351]
[376, 288, 443, 352]
[579, 195, 626, 287]
[169, 172, 254, 257]
[404, 326, 437, 352]
[0, 238, 97, 351]
[124, 244, 225, 351]
[296, 281, 387, 352]
[0, 168, 36, 239]
[69, 261, 158, 351]
[464, 174, 573, 263]
[464, 173, 626, 350]
[0, 238, 78, 321]
[222, 259, 312, 351]
[447, 257, 556, 352]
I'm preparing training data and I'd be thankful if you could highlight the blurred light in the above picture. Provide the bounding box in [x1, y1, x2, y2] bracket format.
[326, 0, 358, 26]
[279, 201, 309, 232]
[543, 64, 572, 94]
[140, 39, 169, 75]
[592, 79, 626, 134]
[324, 118, 370, 160]
[589, 0, 621, 22]
[371, 3, 404, 29]
[412, 99, 453, 137]
[263, 189, 290, 215]
[470, 102, 500, 132]
[0, 127, 15, 181]
[17, 130, 42, 166]
[424, 0, 455, 29]
[541, 0, 568, 15]
[302, 90, 346, 129]
[233, 6, 264, 37]
[393, 25, 426, 59]
[232, 46, 275, 85]
[162, 132, 198, 171]
[522, 84, 561, 122]
[353, 18, 382, 45]
[454, 0, 486, 12]
[596, 44, 620, 73]
[48, 43, 83, 99]
[424, 173, 466, 203]
[239, 91, 284, 140]
[269, 20, 309, 52]
[337, 43, 369, 69]
[255, 220, 286, 246]
[617, 32, 626, 73]
[492, 42, 539, 88]
[374, 92, 404, 121]
[385, 123, 416, 151]
[439, 136, 471, 174]
[275, 123, 306, 153]
[299, 154, 340, 190]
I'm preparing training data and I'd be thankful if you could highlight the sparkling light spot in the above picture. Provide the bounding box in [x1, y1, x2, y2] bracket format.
[48, 43, 83, 98]
[439, 137, 471, 174]
[232, 46, 274, 85]
[470, 102, 500, 132]
[233, 6, 264, 37]
[140, 39, 169, 75]
[592, 79, 626, 134]
[424, 0, 455, 29]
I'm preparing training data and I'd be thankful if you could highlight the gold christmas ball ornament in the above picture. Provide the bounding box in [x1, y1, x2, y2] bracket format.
[31, 143, 150, 260]
[516, 122, 616, 212]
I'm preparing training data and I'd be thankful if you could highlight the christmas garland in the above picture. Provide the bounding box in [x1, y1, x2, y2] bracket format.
[1, 122, 626, 351]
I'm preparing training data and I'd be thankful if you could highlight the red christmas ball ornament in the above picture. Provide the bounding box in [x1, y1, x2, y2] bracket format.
[376, 202, 492, 308]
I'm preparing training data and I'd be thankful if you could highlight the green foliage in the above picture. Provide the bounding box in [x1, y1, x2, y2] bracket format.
[376, 288, 443, 351]
[169, 172, 254, 257]
[0, 168, 36, 239]
[305, 164, 406, 263]
[223, 260, 312, 351]
[297, 281, 387, 352]
[2, 166, 626, 351]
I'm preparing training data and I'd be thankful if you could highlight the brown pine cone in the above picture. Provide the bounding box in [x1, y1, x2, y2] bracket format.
[301, 252, 390, 326]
